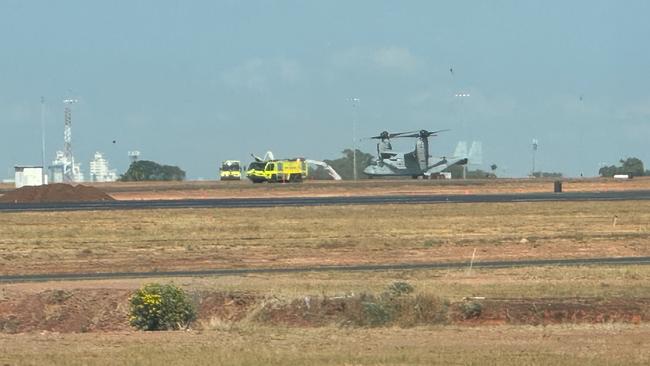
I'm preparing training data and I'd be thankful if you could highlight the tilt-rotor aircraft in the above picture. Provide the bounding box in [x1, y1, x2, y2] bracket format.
[363, 129, 468, 178]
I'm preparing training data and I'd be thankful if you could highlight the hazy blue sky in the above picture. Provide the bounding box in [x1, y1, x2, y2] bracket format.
[2, 0, 649, 178]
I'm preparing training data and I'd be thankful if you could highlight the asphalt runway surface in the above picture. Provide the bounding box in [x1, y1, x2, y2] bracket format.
[2, 190, 650, 212]
[2, 256, 649, 283]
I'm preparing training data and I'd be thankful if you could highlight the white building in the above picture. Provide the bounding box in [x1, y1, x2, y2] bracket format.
[14, 166, 45, 188]
[89, 152, 118, 182]
[48, 164, 65, 183]
[50, 151, 84, 183]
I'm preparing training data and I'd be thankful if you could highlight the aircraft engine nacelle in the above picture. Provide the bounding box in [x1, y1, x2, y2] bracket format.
[415, 138, 428, 170]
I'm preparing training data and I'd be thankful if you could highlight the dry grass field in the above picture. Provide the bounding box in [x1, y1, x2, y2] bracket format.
[2, 190, 650, 365]
[1, 201, 648, 275]
[1, 177, 649, 201]
[1, 324, 649, 366]
[91, 177, 650, 200]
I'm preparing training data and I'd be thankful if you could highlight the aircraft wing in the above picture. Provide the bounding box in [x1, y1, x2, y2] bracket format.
[424, 157, 468, 175]
[305, 159, 342, 180]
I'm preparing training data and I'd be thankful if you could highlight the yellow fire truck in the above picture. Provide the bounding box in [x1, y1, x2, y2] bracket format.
[219, 160, 242, 181]
[246, 158, 307, 183]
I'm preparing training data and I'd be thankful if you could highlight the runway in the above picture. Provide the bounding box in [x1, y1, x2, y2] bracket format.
[2, 256, 649, 283]
[1, 190, 650, 212]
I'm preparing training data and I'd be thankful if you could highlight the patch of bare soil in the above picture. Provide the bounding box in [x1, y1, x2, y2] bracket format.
[195, 291, 258, 322]
[257, 295, 650, 328]
[0, 289, 131, 333]
[0, 288, 258, 334]
[2, 287, 647, 333]
[451, 297, 650, 325]
[0, 184, 114, 203]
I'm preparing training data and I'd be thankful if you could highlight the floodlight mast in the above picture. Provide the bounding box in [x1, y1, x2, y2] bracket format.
[531, 138, 539, 177]
[40, 97, 46, 184]
[349, 97, 360, 181]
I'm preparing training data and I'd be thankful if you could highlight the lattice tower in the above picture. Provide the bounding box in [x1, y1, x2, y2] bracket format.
[63, 99, 77, 182]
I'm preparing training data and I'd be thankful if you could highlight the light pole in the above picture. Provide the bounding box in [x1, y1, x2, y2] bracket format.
[40, 96, 46, 184]
[531, 138, 539, 177]
[349, 97, 360, 181]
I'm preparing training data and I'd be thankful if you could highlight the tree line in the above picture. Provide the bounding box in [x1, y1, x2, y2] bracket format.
[598, 157, 648, 177]
[120, 160, 186, 181]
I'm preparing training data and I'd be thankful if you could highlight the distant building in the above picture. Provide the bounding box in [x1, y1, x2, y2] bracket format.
[14, 166, 45, 188]
[50, 151, 84, 183]
[48, 164, 65, 183]
[89, 152, 118, 182]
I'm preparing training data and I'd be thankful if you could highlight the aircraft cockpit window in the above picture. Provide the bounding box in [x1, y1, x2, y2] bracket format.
[248, 162, 265, 170]
[222, 164, 240, 171]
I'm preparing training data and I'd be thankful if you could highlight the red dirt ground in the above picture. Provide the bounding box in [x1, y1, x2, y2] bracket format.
[0, 184, 114, 203]
[1, 287, 647, 333]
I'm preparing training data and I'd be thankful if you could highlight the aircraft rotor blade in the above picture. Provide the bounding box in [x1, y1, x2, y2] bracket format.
[388, 130, 419, 138]
[368, 130, 419, 139]
[393, 133, 419, 138]
[393, 129, 451, 138]
[426, 129, 451, 135]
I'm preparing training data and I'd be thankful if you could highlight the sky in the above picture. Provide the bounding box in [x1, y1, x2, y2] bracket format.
[1, 0, 649, 179]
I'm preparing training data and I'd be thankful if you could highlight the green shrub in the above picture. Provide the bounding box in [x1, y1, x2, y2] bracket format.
[461, 301, 483, 319]
[129, 283, 196, 331]
[362, 301, 392, 326]
[386, 281, 414, 297]
[397, 293, 450, 326]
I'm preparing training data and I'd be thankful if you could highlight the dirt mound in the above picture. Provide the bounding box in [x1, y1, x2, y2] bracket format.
[2, 289, 648, 333]
[196, 291, 258, 322]
[253, 295, 650, 327]
[0, 289, 258, 333]
[0, 184, 115, 203]
[452, 297, 649, 325]
[0, 289, 132, 333]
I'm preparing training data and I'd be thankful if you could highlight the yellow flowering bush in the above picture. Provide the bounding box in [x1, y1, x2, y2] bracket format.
[129, 283, 196, 331]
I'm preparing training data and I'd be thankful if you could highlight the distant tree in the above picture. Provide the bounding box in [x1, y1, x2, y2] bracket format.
[532, 171, 563, 178]
[160, 165, 186, 180]
[490, 164, 498, 172]
[311, 149, 374, 180]
[599, 157, 645, 177]
[120, 160, 186, 181]
[467, 169, 496, 179]
[444, 165, 495, 179]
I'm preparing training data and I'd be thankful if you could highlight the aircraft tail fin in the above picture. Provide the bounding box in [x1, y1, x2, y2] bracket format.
[453, 141, 482, 165]
[468, 141, 483, 165]
[453, 141, 468, 158]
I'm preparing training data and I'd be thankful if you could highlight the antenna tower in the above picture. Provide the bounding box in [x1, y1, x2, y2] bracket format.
[63, 99, 78, 182]
[531, 138, 539, 177]
[40, 97, 46, 184]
